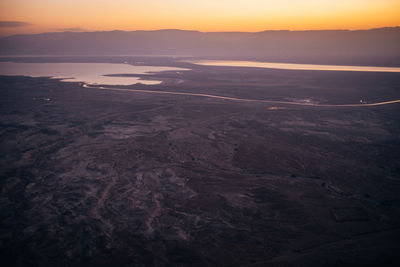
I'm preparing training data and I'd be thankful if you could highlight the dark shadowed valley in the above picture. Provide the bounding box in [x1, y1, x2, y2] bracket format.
[1, 55, 400, 266]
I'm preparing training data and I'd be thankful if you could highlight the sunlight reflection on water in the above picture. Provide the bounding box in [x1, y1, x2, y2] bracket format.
[194, 60, 400, 73]
[0, 62, 188, 85]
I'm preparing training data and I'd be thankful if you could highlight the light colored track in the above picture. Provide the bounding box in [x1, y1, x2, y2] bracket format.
[83, 84, 400, 107]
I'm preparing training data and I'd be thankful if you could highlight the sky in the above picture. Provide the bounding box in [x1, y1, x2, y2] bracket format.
[0, 0, 399, 36]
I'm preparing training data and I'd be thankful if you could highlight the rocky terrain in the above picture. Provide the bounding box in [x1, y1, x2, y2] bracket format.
[1, 58, 400, 266]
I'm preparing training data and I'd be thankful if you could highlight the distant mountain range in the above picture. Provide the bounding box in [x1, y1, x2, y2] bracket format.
[1, 27, 399, 66]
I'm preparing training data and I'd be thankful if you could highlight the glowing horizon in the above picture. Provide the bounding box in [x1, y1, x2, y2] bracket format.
[1, 0, 399, 36]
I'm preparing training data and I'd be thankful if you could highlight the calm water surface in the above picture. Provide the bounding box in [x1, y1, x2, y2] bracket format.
[0, 62, 188, 85]
[194, 60, 400, 73]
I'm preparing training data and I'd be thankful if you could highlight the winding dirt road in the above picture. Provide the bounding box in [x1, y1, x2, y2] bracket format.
[83, 84, 400, 108]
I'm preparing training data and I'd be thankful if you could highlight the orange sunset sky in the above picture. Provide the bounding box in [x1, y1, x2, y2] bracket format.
[0, 0, 399, 36]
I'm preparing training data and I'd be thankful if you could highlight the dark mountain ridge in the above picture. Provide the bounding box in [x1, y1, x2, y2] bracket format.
[1, 27, 399, 66]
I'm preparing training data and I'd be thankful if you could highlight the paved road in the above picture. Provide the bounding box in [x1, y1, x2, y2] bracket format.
[83, 84, 400, 107]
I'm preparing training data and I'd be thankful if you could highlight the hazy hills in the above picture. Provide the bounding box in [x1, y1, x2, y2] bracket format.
[1, 27, 399, 65]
